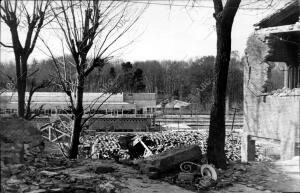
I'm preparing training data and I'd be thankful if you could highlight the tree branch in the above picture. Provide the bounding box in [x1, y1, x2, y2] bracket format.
[0, 42, 14, 48]
[222, 0, 241, 22]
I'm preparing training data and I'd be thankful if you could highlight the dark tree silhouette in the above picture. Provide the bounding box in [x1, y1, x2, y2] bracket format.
[109, 67, 116, 80]
[0, 0, 51, 118]
[207, 0, 241, 169]
[132, 68, 146, 92]
[121, 62, 134, 92]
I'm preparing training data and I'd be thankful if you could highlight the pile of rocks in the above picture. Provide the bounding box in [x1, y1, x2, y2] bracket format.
[80, 131, 275, 162]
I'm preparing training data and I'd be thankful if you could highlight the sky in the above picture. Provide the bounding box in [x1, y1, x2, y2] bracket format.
[0, 1, 282, 64]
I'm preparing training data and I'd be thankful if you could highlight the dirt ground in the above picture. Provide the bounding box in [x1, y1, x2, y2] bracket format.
[2, 156, 299, 193]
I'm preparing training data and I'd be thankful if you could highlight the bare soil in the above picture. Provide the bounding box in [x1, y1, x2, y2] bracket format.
[1, 157, 299, 193]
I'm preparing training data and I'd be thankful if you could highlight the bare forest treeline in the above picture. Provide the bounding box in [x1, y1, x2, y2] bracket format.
[1, 54, 249, 112]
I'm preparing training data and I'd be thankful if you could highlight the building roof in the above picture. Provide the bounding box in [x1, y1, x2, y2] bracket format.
[0, 92, 158, 110]
[1, 92, 124, 103]
[124, 93, 156, 100]
[159, 100, 191, 109]
[254, 0, 300, 28]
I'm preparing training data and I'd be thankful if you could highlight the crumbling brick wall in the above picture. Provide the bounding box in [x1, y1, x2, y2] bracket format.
[244, 33, 273, 94]
[243, 34, 300, 160]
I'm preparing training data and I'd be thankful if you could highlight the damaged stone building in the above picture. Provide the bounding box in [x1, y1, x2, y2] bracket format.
[242, 0, 300, 161]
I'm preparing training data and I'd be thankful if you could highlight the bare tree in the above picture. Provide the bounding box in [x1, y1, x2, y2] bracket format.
[0, 0, 51, 118]
[43, 0, 145, 158]
[206, 0, 241, 169]
[206, 0, 278, 169]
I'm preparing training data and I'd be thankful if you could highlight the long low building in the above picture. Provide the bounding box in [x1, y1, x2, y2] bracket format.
[0, 92, 157, 116]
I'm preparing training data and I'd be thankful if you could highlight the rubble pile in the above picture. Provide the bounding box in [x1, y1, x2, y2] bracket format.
[80, 131, 273, 162]
[1, 157, 129, 193]
[268, 87, 300, 96]
[161, 161, 282, 192]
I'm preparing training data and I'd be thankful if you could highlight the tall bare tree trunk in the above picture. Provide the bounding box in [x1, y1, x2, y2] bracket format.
[207, 0, 241, 169]
[207, 23, 232, 169]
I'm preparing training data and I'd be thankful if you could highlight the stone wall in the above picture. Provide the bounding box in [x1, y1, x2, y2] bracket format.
[243, 34, 300, 161]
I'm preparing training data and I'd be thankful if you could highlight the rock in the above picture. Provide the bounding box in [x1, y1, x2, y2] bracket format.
[96, 182, 116, 193]
[29, 185, 40, 191]
[148, 171, 160, 179]
[138, 145, 202, 176]
[49, 188, 64, 192]
[27, 189, 47, 193]
[40, 170, 59, 177]
[19, 184, 31, 192]
[57, 183, 71, 189]
[177, 172, 195, 183]
[73, 185, 94, 192]
[234, 165, 247, 172]
[6, 175, 22, 185]
[119, 188, 131, 193]
[95, 166, 115, 174]
[39, 183, 54, 189]
[216, 179, 233, 188]
[8, 164, 25, 175]
[5, 185, 20, 192]
[246, 184, 255, 188]
[256, 185, 265, 191]
[1, 162, 11, 177]
[224, 170, 234, 178]
[267, 167, 280, 174]
[198, 176, 216, 189]
[1, 160, 6, 168]
[45, 166, 66, 171]
[263, 190, 272, 193]
[74, 190, 90, 193]
[69, 177, 77, 183]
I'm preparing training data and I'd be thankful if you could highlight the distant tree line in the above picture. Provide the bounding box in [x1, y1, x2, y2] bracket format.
[1, 54, 247, 111]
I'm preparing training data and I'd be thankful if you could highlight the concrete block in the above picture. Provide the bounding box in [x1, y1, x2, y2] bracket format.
[138, 145, 202, 176]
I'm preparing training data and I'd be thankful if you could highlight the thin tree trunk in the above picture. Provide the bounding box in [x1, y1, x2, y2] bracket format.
[69, 74, 85, 159]
[17, 87, 25, 117]
[14, 54, 25, 118]
[207, 22, 232, 169]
